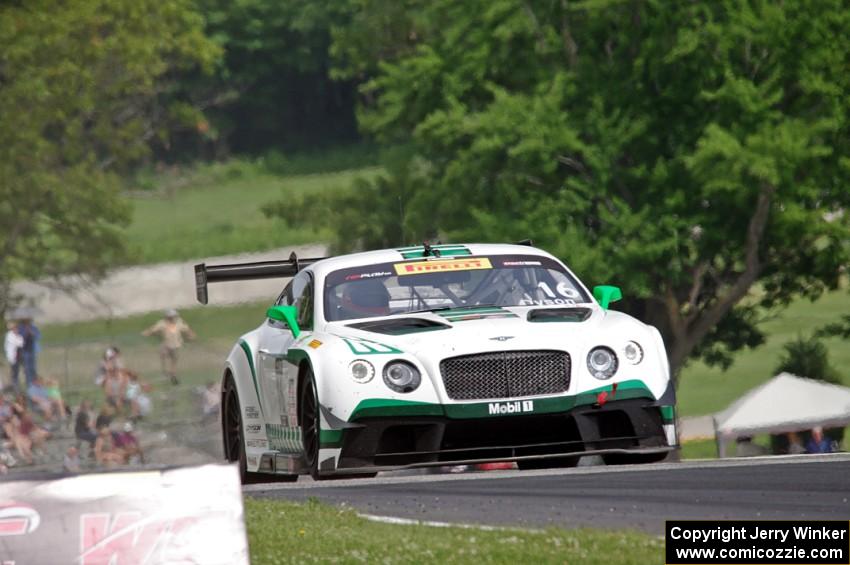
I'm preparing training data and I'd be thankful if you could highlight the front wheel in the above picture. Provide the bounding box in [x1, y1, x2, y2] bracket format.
[300, 369, 322, 480]
[223, 376, 297, 484]
[222, 376, 252, 483]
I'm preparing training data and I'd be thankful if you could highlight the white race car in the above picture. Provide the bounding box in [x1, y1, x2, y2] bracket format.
[195, 243, 677, 482]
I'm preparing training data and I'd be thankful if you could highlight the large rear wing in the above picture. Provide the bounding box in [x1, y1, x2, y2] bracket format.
[194, 251, 327, 304]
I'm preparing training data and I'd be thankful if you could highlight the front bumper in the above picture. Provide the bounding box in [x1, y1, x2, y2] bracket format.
[331, 397, 674, 472]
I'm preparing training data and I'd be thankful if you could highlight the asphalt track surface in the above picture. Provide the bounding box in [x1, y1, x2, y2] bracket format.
[245, 454, 850, 533]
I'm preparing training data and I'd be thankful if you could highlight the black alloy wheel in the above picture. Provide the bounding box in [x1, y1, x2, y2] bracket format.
[300, 369, 322, 480]
[223, 377, 250, 483]
[298, 371, 377, 481]
[224, 376, 297, 484]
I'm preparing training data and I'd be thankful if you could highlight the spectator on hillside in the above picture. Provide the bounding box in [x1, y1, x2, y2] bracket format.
[102, 368, 126, 411]
[124, 371, 152, 421]
[44, 377, 69, 422]
[113, 422, 144, 464]
[0, 395, 31, 465]
[27, 376, 62, 422]
[4, 322, 23, 392]
[2, 415, 33, 465]
[63, 446, 81, 473]
[14, 404, 50, 451]
[11, 397, 50, 454]
[95, 404, 115, 431]
[94, 347, 123, 387]
[142, 309, 196, 385]
[805, 426, 834, 454]
[0, 398, 15, 470]
[16, 319, 41, 389]
[75, 400, 98, 450]
[94, 426, 124, 467]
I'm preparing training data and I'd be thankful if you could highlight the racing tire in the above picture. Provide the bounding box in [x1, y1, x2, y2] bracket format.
[299, 368, 323, 480]
[299, 369, 378, 481]
[223, 375, 297, 484]
[517, 456, 581, 470]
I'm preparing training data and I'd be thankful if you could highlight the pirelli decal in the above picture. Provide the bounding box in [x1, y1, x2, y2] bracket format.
[394, 257, 492, 276]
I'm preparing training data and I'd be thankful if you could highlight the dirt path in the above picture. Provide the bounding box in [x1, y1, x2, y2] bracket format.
[14, 244, 327, 324]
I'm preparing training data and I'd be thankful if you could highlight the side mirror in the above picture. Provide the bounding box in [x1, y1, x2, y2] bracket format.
[592, 285, 622, 310]
[266, 305, 301, 338]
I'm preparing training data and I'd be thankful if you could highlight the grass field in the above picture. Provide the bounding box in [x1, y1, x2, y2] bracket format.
[124, 159, 379, 264]
[679, 439, 718, 459]
[244, 498, 663, 564]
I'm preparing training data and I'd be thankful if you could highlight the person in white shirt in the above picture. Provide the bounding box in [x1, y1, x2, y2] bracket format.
[4, 322, 24, 392]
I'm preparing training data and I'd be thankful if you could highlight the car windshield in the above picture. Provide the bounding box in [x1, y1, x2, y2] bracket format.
[324, 254, 589, 322]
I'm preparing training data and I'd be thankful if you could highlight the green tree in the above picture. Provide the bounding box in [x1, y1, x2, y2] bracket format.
[816, 314, 850, 340]
[274, 0, 850, 379]
[0, 0, 219, 314]
[184, 0, 361, 155]
[262, 146, 422, 251]
[774, 335, 841, 384]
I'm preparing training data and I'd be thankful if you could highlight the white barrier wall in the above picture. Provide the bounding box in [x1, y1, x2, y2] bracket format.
[0, 464, 249, 565]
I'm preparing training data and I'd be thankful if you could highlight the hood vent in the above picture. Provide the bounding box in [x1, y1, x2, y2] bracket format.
[347, 317, 451, 335]
[527, 307, 592, 323]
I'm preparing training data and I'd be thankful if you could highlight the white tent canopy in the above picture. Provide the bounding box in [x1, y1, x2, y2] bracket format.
[714, 373, 850, 454]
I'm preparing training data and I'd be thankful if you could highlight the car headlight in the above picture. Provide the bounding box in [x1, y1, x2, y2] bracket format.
[349, 360, 375, 383]
[382, 360, 421, 393]
[623, 341, 643, 364]
[587, 347, 618, 380]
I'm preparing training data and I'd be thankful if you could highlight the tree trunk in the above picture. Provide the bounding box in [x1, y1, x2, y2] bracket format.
[665, 185, 775, 383]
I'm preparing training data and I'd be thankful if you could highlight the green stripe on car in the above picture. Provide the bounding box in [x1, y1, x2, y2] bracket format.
[239, 340, 263, 415]
[396, 245, 472, 259]
[349, 399, 444, 420]
[319, 429, 343, 448]
[266, 423, 303, 453]
[348, 380, 658, 421]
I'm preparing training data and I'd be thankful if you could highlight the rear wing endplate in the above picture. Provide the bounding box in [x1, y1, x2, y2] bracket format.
[194, 251, 326, 304]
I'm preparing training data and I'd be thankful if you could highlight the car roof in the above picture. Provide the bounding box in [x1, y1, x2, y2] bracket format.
[306, 243, 563, 281]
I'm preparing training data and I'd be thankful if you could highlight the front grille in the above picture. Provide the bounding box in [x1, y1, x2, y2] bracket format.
[440, 350, 571, 401]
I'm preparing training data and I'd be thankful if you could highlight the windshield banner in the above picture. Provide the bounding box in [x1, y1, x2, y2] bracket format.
[394, 257, 492, 276]
[0, 464, 249, 565]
